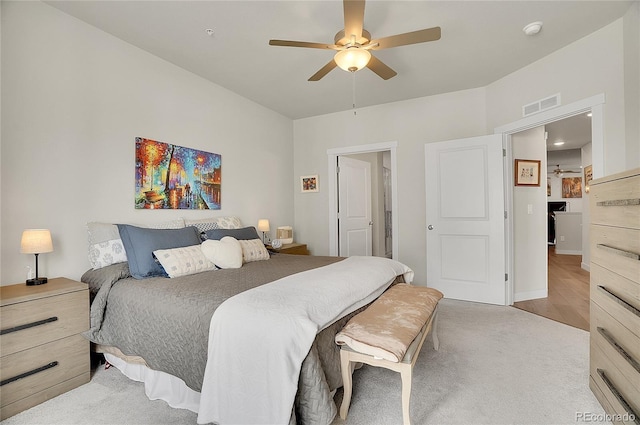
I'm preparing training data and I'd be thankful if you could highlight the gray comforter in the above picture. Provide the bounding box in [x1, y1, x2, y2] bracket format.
[82, 254, 388, 425]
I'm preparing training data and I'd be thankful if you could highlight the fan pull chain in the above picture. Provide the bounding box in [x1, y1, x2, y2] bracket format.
[352, 71, 357, 116]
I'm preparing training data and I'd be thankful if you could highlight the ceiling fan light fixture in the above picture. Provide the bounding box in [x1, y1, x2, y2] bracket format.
[334, 47, 371, 73]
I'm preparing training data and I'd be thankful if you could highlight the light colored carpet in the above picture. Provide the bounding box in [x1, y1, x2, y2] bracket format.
[2, 299, 608, 425]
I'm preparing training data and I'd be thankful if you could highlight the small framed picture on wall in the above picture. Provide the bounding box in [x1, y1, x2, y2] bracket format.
[584, 165, 593, 193]
[300, 175, 319, 193]
[514, 159, 541, 186]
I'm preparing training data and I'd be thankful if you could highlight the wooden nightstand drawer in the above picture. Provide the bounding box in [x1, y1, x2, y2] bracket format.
[0, 290, 89, 357]
[0, 333, 90, 408]
[269, 243, 309, 255]
[0, 277, 89, 420]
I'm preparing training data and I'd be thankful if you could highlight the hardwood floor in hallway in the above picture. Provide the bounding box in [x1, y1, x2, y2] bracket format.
[513, 246, 590, 331]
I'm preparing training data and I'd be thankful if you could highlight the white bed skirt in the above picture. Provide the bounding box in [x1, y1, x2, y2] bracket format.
[103, 352, 201, 413]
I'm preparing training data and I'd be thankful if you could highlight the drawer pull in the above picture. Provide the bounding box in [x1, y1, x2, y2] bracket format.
[598, 286, 640, 318]
[596, 244, 640, 261]
[597, 327, 640, 374]
[597, 369, 640, 425]
[596, 198, 640, 207]
[0, 316, 58, 336]
[0, 361, 59, 387]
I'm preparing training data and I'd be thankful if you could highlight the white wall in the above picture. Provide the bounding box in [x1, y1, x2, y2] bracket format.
[512, 127, 548, 301]
[554, 212, 583, 255]
[0, 1, 294, 284]
[486, 18, 630, 176]
[293, 89, 487, 285]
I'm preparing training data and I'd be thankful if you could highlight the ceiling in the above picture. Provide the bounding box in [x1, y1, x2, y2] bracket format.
[45, 1, 632, 120]
[545, 112, 593, 151]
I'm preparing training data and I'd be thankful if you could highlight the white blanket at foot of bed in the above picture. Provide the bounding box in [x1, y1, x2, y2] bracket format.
[197, 256, 413, 425]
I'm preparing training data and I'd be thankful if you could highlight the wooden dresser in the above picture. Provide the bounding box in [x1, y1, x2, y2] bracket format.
[0, 277, 90, 420]
[589, 168, 639, 424]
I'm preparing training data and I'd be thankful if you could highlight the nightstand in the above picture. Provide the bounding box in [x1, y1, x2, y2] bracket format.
[0, 277, 90, 420]
[268, 242, 309, 255]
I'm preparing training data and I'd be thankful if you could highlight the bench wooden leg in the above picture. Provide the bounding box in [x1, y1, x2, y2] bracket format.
[431, 310, 440, 351]
[400, 365, 412, 425]
[339, 350, 353, 420]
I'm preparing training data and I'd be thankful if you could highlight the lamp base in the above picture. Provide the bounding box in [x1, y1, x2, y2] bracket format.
[26, 277, 48, 286]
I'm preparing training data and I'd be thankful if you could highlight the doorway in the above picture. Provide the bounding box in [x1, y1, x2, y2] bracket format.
[511, 113, 592, 330]
[495, 93, 604, 306]
[338, 152, 393, 258]
[327, 141, 398, 259]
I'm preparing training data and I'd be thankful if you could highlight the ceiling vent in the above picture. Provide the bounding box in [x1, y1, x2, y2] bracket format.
[522, 93, 561, 117]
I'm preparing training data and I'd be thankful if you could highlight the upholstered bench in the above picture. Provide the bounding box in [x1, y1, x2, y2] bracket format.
[335, 284, 443, 425]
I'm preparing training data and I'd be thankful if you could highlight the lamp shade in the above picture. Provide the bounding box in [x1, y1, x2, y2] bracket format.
[334, 48, 371, 72]
[20, 229, 53, 254]
[257, 219, 270, 232]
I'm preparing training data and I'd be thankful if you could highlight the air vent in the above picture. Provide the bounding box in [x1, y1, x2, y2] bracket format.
[522, 93, 561, 117]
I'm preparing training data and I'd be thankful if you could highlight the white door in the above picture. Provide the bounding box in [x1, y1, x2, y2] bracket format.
[425, 134, 506, 305]
[338, 156, 372, 257]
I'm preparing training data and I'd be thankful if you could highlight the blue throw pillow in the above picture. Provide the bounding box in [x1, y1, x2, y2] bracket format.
[203, 226, 260, 241]
[117, 224, 202, 279]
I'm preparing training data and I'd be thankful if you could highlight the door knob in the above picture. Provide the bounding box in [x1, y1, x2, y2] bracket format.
[428, 225, 434, 230]
[369, 221, 373, 226]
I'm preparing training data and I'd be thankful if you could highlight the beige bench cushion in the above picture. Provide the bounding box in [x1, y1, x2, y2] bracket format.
[335, 284, 443, 362]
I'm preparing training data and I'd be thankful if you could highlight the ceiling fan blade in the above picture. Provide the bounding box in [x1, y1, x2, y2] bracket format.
[308, 60, 338, 81]
[343, 0, 365, 40]
[269, 40, 336, 50]
[367, 54, 397, 80]
[369, 27, 441, 50]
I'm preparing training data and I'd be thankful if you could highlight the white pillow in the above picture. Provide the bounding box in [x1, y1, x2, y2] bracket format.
[88, 239, 128, 269]
[153, 244, 216, 278]
[238, 239, 270, 263]
[184, 216, 242, 230]
[87, 219, 185, 269]
[201, 237, 243, 269]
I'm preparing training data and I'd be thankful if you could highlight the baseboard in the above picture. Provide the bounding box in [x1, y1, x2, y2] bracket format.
[555, 249, 582, 255]
[514, 289, 548, 302]
[581, 262, 590, 272]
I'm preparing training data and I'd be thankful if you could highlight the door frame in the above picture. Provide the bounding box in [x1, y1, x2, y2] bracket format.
[327, 141, 399, 259]
[494, 93, 604, 305]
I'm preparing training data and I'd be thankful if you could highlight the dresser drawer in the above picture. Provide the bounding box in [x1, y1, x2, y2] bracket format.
[591, 174, 640, 230]
[591, 225, 640, 284]
[591, 267, 640, 339]
[0, 290, 88, 357]
[591, 303, 640, 395]
[592, 301, 640, 365]
[0, 333, 89, 408]
[590, 377, 636, 425]
[590, 342, 640, 422]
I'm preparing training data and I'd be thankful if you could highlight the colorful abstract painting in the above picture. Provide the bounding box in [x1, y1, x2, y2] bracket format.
[135, 137, 221, 210]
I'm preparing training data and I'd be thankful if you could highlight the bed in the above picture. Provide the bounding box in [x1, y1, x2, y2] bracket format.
[81, 219, 412, 425]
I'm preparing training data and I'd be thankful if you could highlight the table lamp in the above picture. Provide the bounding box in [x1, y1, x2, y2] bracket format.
[257, 219, 270, 244]
[20, 229, 53, 285]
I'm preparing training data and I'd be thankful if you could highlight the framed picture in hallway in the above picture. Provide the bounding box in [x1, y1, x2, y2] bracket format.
[514, 159, 541, 186]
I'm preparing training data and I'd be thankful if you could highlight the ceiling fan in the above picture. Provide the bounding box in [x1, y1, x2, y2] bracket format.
[552, 164, 581, 177]
[268, 0, 441, 81]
